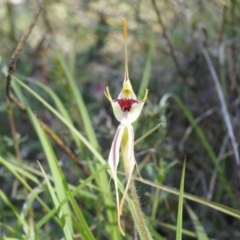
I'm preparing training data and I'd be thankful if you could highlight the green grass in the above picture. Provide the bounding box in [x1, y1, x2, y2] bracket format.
[1, 1, 240, 239]
[0, 69, 237, 238]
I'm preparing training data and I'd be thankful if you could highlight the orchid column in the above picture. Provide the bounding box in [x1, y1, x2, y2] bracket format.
[105, 19, 149, 237]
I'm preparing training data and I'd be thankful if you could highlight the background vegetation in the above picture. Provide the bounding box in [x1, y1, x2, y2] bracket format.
[0, 0, 240, 239]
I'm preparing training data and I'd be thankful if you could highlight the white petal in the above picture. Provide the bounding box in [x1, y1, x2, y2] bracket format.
[111, 101, 145, 125]
[110, 101, 125, 124]
[121, 125, 135, 175]
[108, 125, 125, 235]
[119, 125, 135, 215]
[124, 101, 144, 125]
[108, 125, 125, 173]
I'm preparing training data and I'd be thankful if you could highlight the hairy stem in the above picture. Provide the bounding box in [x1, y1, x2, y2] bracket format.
[130, 179, 151, 240]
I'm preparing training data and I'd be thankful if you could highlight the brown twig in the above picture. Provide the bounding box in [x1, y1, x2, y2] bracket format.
[151, 0, 186, 83]
[4, 0, 45, 231]
[5, 0, 45, 103]
[41, 121, 90, 176]
[6, 103, 21, 161]
[3, 0, 89, 175]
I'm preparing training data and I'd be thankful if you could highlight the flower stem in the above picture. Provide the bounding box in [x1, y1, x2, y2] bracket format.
[130, 178, 151, 240]
[122, 18, 129, 81]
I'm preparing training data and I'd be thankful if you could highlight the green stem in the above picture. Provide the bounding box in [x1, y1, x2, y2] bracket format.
[130, 179, 151, 240]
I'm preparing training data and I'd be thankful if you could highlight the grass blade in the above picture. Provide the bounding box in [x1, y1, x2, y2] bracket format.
[56, 51, 98, 149]
[159, 93, 236, 208]
[176, 158, 186, 240]
[0, 189, 29, 235]
[0, 156, 62, 229]
[38, 162, 73, 240]
[135, 176, 240, 220]
[35, 116, 96, 240]
[137, 31, 154, 100]
[185, 202, 209, 240]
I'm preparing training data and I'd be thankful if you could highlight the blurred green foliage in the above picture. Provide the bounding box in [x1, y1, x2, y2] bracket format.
[0, 0, 240, 239]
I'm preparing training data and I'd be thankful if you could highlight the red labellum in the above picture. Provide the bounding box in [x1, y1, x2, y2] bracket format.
[114, 98, 139, 112]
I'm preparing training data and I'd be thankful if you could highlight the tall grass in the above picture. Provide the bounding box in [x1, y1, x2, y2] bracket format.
[1, 1, 240, 239]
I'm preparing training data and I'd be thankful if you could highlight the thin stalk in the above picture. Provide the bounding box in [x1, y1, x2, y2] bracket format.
[3, 0, 45, 228]
[201, 46, 240, 165]
[151, 0, 186, 83]
[5, 0, 44, 105]
[7, 101, 36, 232]
[151, 188, 160, 220]
[122, 18, 129, 81]
[130, 179, 151, 240]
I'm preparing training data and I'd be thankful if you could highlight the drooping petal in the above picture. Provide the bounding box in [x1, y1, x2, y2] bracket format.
[121, 125, 135, 175]
[119, 125, 135, 215]
[108, 125, 125, 172]
[108, 125, 125, 235]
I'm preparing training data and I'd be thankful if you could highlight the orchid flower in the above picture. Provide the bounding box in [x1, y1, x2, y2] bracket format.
[105, 18, 148, 236]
